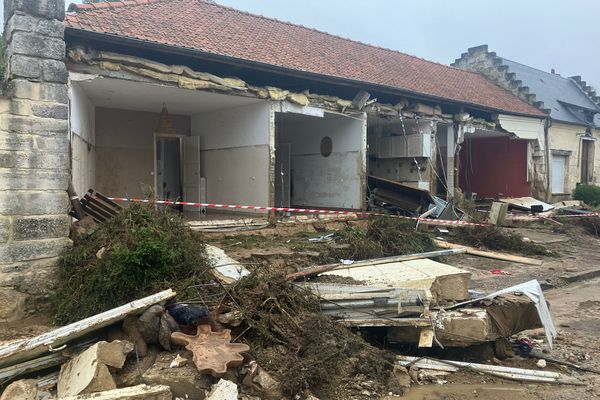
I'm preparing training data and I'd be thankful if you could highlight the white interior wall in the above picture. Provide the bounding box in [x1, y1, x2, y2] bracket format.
[191, 102, 271, 207]
[95, 108, 190, 198]
[70, 82, 96, 196]
[279, 112, 365, 209]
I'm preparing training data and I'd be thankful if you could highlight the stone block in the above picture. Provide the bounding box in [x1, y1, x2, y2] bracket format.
[0, 237, 71, 263]
[4, 0, 65, 23]
[5, 99, 68, 119]
[4, 14, 64, 43]
[32, 102, 69, 119]
[8, 55, 68, 83]
[206, 380, 238, 400]
[36, 135, 71, 152]
[5, 79, 68, 103]
[0, 149, 69, 169]
[0, 133, 35, 152]
[0, 167, 69, 190]
[0, 257, 59, 296]
[0, 190, 69, 215]
[0, 114, 68, 136]
[58, 340, 134, 398]
[0, 287, 27, 321]
[9, 31, 65, 60]
[0, 379, 38, 400]
[0, 217, 10, 243]
[13, 214, 70, 240]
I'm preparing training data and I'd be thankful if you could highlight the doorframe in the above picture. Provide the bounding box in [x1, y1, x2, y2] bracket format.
[153, 133, 186, 200]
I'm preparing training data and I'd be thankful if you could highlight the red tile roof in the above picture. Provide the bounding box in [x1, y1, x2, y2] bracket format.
[65, 0, 545, 117]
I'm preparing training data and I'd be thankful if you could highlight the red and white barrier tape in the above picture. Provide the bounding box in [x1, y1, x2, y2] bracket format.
[107, 197, 490, 227]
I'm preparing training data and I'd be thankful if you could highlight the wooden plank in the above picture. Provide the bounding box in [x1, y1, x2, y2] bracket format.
[434, 240, 543, 266]
[93, 191, 123, 210]
[84, 195, 119, 217]
[337, 318, 431, 328]
[0, 290, 175, 369]
[81, 198, 113, 221]
[0, 341, 93, 382]
[286, 248, 467, 281]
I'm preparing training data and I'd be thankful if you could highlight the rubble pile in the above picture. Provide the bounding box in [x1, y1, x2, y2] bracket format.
[0, 203, 591, 399]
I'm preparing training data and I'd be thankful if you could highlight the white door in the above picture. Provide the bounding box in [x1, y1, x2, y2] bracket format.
[551, 155, 566, 194]
[182, 136, 202, 216]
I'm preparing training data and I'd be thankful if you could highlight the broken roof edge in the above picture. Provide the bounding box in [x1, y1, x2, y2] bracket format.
[65, 27, 546, 119]
[66, 47, 463, 122]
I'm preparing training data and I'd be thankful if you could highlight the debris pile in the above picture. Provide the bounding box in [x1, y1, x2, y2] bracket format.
[0, 203, 590, 399]
[451, 226, 556, 257]
[53, 203, 213, 324]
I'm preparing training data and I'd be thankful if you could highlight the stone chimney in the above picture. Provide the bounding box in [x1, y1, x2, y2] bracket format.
[0, 0, 70, 317]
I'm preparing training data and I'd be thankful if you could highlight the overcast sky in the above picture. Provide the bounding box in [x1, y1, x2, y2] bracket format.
[5, 1, 600, 90]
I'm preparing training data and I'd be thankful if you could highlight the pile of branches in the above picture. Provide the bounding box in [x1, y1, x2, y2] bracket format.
[53, 204, 214, 324]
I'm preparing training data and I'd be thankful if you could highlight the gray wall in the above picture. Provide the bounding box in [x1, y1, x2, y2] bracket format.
[279, 112, 365, 209]
[191, 102, 272, 208]
[0, 0, 70, 318]
[94, 107, 190, 198]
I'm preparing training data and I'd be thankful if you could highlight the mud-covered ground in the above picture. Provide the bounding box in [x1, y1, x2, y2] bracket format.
[207, 219, 600, 399]
[3, 218, 600, 399]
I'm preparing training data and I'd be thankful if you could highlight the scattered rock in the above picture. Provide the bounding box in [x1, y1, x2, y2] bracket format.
[142, 351, 212, 399]
[206, 379, 239, 400]
[218, 311, 243, 327]
[138, 305, 165, 344]
[242, 363, 283, 400]
[70, 215, 98, 242]
[96, 246, 106, 259]
[391, 365, 411, 388]
[0, 379, 38, 400]
[536, 359, 547, 368]
[116, 346, 159, 387]
[170, 354, 188, 368]
[121, 315, 148, 357]
[58, 340, 134, 398]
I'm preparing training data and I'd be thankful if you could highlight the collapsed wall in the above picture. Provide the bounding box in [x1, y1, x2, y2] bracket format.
[0, 0, 71, 317]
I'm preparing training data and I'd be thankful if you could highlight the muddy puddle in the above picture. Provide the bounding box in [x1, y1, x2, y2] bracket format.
[392, 383, 533, 400]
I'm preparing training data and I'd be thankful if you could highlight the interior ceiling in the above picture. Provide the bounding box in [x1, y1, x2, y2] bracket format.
[76, 77, 262, 114]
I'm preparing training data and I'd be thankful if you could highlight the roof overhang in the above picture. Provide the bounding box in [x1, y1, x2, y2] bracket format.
[65, 27, 547, 119]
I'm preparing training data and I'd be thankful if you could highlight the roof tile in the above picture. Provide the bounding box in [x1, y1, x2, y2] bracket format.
[65, 0, 544, 116]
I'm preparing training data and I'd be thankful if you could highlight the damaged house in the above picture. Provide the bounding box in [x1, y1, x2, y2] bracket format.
[1, 0, 547, 272]
[61, 0, 550, 213]
[454, 45, 600, 201]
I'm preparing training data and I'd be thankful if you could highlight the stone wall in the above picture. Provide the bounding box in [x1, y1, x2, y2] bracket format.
[0, 0, 70, 318]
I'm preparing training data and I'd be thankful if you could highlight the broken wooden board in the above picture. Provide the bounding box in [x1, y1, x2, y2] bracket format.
[59, 384, 172, 400]
[397, 356, 582, 385]
[286, 248, 466, 281]
[206, 245, 251, 284]
[0, 341, 94, 383]
[322, 258, 471, 303]
[434, 240, 543, 266]
[0, 289, 175, 369]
